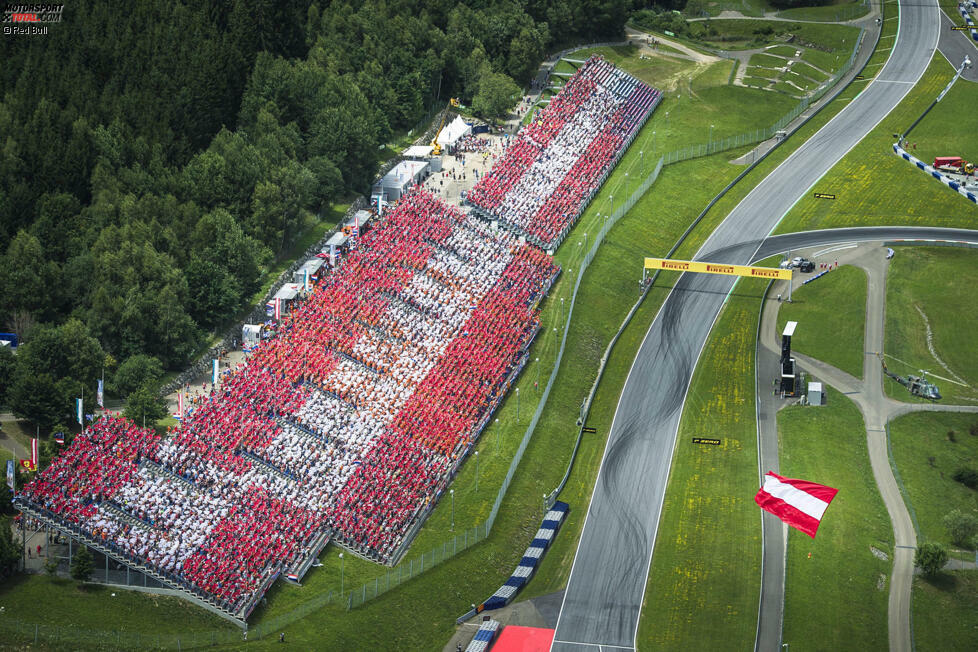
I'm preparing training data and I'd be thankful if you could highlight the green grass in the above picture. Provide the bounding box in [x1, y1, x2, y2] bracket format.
[775, 265, 867, 379]
[799, 47, 848, 75]
[776, 0, 870, 22]
[744, 76, 774, 88]
[0, 574, 236, 646]
[702, 0, 773, 18]
[779, 386, 891, 652]
[913, 571, 978, 652]
[749, 52, 789, 68]
[940, 0, 966, 27]
[901, 72, 978, 167]
[775, 57, 978, 236]
[889, 411, 978, 547]
[695, 19, 860, 52]
[751, 66, 782, 81]
[883, 247, 978, 405]
[638, 271, 771, 650]
[766, 44, 801, 57]
[791, 60, 829, 82]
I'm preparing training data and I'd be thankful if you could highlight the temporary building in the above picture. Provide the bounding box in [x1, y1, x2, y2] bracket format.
[436, 115, 471, 148]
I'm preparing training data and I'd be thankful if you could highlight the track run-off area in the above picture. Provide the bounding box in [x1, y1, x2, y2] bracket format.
[551, 1, 942, 650]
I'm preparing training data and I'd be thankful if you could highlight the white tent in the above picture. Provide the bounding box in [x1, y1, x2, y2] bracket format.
[437, 116, 471, 147]
[403, 145, 434, 158]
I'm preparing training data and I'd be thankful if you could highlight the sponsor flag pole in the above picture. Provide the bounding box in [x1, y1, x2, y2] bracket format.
[213, 358, 219, 387]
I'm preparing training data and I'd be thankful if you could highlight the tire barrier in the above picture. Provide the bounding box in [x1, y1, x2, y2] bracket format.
[959, 3, 978, 41]
[456, 501, 569, 624]
[892, 143, 978, 204]
[465, 619, 501, 652]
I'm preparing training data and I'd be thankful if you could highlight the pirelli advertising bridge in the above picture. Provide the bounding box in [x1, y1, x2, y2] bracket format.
[644, 257, 793, 281]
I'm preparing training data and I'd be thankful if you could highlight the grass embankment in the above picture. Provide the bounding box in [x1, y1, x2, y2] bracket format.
[702, 0, 772, 18]
[775, 265, 867, 379]
[637, 270, 773, 650]
[884, 247, 978, 405]
[695, 19, 861, 53]
[889, 411, 978, 547]
[913, 571, 978, 652]
[779, 386, 891, 651]
[776, 56, 978, 235]
[899, 73, 978, 168]
[744, 48, 835, 96]
[776, 0, 870, 22]
[0, 574, 233, 646]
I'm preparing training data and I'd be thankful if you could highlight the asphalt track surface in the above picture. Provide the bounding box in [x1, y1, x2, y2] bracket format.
[550, 2, 941, 650]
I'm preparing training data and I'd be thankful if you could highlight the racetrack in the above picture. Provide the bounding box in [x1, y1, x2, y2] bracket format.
[550, 2, 941, 650]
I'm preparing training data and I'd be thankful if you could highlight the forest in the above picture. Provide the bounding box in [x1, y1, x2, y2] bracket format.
[0, 0, 633, 430]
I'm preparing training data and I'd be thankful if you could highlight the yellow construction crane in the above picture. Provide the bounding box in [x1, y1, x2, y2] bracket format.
[431, 99, 460, 156]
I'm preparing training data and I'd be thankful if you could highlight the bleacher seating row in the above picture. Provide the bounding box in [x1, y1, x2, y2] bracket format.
[467, 56, 661, 249]
[16, 188, 559, 618]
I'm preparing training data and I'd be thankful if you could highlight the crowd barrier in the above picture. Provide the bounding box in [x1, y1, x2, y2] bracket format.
[892, 143, 978, 204]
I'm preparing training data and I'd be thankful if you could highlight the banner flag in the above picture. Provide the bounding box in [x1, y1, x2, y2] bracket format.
[54, 432, 65, 445]
[177, 391, 184, 419]
[31, 438, 38, 469]
[6, 459, 13, 491]
[213, 358, 219, 386]
[275, 297, 281, 321]
[76, 398, 83, 426]
[755, 471, 838, 538]
[304, 269, 310, 292]
[97, 378, 104, 408]
[20, 459, 35, 472]
[329, 244, 336, 267]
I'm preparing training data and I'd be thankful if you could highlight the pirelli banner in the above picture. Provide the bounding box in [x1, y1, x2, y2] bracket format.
[644, 257, 792, 280]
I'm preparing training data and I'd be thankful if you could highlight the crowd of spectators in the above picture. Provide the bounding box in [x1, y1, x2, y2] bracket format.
[17, 56, 651, 615]
[467, 56, 661, 248]
[17, 188, 557, 612]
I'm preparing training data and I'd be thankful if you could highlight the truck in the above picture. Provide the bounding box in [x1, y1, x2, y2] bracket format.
[934, 156, 975, 174]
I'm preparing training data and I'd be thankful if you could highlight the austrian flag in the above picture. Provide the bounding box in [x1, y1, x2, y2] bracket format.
[755, 472, 839, 538]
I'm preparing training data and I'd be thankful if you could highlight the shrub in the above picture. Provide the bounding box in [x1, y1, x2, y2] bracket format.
[944, 509, 978, 547]
[915, 542, 948, 576]
[952, 466, 978, 489]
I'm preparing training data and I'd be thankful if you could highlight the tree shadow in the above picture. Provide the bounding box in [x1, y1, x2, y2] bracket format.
[920, 572, 960, 592]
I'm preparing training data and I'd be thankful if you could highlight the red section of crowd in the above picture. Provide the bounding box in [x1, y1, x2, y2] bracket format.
[17, 188, 559, 612]
[182, 486, 319, 603]
[17, 416, 160, 526]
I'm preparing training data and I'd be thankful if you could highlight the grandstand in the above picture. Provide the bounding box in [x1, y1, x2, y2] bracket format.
[15, 189, 558, 623]
[466, 55, 661, 249]
[14, 54, 653, 625]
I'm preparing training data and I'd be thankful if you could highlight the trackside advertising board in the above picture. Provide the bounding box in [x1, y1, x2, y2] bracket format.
[643, 257, 792, 280]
